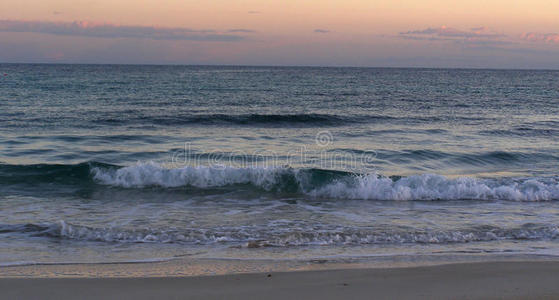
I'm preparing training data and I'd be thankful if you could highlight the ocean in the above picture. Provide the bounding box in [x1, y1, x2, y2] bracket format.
[1, 64, 559, 267]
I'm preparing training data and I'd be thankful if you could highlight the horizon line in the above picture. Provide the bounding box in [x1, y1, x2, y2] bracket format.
[1, 61, 558, 71]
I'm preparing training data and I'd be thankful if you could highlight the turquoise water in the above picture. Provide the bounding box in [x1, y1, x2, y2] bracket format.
[1, 64, 559, 265]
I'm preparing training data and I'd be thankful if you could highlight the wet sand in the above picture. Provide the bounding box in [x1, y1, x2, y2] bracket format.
[2, 261, 559, 299]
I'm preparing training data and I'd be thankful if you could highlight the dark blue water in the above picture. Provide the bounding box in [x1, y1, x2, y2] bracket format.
[1, 64, 559, 265]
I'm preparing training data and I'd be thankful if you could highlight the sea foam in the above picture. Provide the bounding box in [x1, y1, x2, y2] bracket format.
[3, 220, 559, 246]
[91, 162, 559, 201]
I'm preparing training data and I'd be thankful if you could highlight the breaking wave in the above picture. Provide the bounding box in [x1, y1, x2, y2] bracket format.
[92, 162, 559, 201]
[2, 162, 559, 201]
[2, 221, 559, 246]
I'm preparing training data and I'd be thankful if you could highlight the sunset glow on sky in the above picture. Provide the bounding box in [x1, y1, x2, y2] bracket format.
[1, 0, 558, 68]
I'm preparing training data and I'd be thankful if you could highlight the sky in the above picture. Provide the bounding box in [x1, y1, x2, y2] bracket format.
[1, 0, 559, 68]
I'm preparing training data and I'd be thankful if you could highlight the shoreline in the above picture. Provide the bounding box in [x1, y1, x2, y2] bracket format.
[2, 261, 559, 299]
[2, 253, 558, 278]
[2, 254, 558, 278]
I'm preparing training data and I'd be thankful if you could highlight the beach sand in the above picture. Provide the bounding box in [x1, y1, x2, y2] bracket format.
[2, 261, 559, 299]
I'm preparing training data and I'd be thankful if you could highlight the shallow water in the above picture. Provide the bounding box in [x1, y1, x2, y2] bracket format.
[1, 64, 559, 266]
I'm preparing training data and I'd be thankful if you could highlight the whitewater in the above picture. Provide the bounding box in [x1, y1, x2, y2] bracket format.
[91, 162, 559, 201]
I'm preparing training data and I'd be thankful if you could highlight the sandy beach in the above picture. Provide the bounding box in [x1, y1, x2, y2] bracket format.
[2, 261, 559, 299]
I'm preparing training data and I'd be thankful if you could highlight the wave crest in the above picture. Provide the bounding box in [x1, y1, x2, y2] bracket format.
[311, 174, 559, 201]
[91, 162, 559, 201]
[92, 162, 304, 192]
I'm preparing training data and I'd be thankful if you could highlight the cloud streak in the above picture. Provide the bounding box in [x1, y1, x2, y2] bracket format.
[314, 29, 330, 34]
[400, 26, 559, 46]
[401, 26, 506, 39]
[0, 20, 246, 42]
[227, 29, 255, 33]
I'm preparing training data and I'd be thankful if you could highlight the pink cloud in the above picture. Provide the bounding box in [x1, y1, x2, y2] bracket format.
[401, 26, 506, 39]
[521, 32, 559, 44]
[401, 26, 559, 47]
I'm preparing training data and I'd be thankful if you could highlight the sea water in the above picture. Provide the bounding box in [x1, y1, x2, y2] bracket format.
[1, 64, 559, 266]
